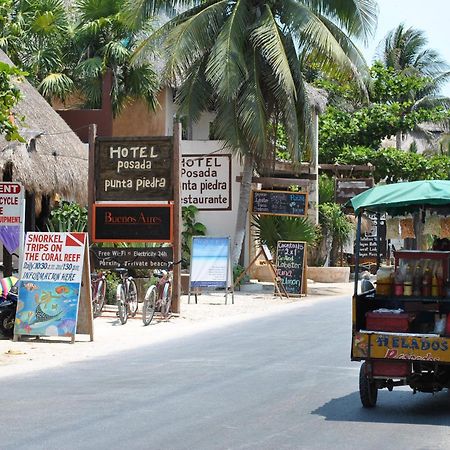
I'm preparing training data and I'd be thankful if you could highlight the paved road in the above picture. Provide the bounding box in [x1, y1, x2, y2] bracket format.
[3, 295, 450, 450]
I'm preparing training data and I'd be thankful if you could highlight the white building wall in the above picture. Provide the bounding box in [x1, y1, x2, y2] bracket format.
[192, 111, 216, 140]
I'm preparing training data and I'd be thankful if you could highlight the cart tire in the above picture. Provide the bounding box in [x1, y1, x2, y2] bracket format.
[359, 362, 378, 408]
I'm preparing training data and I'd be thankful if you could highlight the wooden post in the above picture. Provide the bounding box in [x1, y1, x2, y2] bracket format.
[172, 120, 182, 313]
[88, 124, 97, 244]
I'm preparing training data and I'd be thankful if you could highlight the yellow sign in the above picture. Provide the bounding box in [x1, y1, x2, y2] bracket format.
[352, 332, 450, 363]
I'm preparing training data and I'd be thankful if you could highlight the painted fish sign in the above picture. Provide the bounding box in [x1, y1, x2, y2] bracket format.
[14, 232, 93, 342]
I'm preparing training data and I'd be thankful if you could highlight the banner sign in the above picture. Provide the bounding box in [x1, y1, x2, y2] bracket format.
[353, 332, 450, 363]
[251, 190, 308, 217]
[276, 241, 306, 296]
[95, 136, 173, 201]
[181, 154, 232, 210]
[15, 232, 88, 338]
[0, 182, 24, 253]
[90, 246, 173, 270]
[190, 237, 230, 288]
[93, 204, 173, 243]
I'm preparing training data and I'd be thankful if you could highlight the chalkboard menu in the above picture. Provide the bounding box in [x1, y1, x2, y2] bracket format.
[251, 190, 307, 217]
[93, 204, 173, 243]
[358, 213, 387, 258]
[276, 241, 306, 296]
[95, 136, 173, 201]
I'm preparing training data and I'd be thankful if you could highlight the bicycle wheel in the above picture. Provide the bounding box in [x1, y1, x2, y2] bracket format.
[161, 281, 172, 317]
[93, 279, 106, 318]
[127, 279, 139, 317]
[142, 285, 157, 326]
[117, 284, 128, 324]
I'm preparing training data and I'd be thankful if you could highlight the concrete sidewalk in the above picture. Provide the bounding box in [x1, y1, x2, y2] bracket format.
[0, 281, 353, 378]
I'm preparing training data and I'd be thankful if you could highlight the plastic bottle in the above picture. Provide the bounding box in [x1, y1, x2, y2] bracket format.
[376, 265, 393, 296]
[412, 263, 422, 297]
[393, 267, 404, 296]
[403, 264, 413, 297]
[431, 273, 439, 297]
[422, 266, 432, 297]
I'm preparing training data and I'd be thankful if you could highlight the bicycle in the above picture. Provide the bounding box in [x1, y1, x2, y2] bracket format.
[142, 264, 173, 326]
[91, 271, 107, 318]
[116, 266, 139, 325]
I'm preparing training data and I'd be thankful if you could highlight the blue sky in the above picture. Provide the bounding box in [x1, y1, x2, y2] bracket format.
[358, 0, 450, 96]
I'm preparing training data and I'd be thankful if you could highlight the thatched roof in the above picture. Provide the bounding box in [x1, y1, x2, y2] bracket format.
[0, 50, 88, 204]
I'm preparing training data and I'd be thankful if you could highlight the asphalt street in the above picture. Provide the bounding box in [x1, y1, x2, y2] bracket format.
[2, 294, 450, 450]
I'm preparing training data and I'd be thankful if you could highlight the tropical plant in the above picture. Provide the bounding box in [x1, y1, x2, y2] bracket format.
[46, 201, 88, 232]
[1, 0, 159, 116]
[319, 174, 335, 204]
[251, 215, 318, 257]
[0, 61, 24, 141]
[126, 0, 378, 265]
[181, 205, 206, 268]
[319, 202, 354, 266]
[319, 63, 450, 162]
[376, 24, 450, 150]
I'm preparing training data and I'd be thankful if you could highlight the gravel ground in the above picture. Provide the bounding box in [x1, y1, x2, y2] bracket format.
[0, 281, 353, 378]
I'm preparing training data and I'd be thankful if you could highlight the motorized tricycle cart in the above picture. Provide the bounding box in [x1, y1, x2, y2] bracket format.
[350, 180, 450, 407]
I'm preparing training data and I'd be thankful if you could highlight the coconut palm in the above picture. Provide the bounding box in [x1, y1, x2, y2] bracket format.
[126, 0, 378, 264]
[376, 24, 450, 150]
[1, 0, 159, 115]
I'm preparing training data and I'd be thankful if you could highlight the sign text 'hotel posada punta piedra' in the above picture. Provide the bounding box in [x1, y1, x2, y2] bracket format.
[95, 137, 173, 201]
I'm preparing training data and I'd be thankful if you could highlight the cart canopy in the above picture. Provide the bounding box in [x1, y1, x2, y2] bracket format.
[349, 180, 450, 214]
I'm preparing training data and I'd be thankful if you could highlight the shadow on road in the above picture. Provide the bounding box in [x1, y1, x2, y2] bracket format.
[312, 390, 450, 425]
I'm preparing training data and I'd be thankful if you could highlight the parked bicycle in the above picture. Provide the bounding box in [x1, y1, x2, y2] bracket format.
[142, 263, 173, 326]
[116, 266, 139, 325]
[91, 271, 107, 318]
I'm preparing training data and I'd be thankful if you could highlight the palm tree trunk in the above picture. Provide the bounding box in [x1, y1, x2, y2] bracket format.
[232, 154, 254, 266]
[396, 131, 402, 150]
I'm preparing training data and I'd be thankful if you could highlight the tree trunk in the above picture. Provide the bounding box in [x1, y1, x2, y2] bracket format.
[232, 154, 254, 266]
[396, 131, 402, 150]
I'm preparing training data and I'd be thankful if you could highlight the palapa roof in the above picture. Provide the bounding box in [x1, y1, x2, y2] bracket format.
[0, 50, 88, 204]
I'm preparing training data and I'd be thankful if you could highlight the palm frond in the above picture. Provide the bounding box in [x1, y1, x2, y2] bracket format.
[163, 1, 226, 82]
[283, 0, 362, 81]
[175, 57, 213, 123]
[302, 0, 378, 43]
[38, 72, 74, 100]
[250, 5, 296, 100]
[236, 50, 268, 159]
[206, 0, 249, 100]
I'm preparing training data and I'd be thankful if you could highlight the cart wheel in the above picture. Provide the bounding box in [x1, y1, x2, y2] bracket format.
[359, 362, 378, 408]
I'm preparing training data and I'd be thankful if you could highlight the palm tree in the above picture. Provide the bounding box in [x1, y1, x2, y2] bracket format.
[1, 0, 159, 116]
[376, 24, 450, 150]
[126, 0, 378, 264]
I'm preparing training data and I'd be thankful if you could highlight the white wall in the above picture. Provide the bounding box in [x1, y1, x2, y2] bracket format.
[180, 140, 248, 264]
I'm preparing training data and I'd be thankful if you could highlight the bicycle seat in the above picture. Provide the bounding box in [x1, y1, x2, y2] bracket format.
[116, 268, 128, 274]
[152, 269, 166, 278]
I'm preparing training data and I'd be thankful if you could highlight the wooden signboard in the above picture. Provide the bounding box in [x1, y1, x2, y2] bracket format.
[14, 232, 93, 343]
[90, 246, 173, 270]
[335, 178, 374, 206]
[251, 190, 308, 217]
[276, 241, 307, 296]
[95, 136, 173, 201]
[92, 204, 173, 243]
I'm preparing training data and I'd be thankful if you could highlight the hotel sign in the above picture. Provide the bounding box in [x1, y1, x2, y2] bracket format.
[95, 136, 173, 201]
